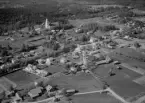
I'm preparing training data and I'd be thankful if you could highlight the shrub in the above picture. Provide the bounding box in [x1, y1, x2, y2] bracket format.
[134, 42, 141, 48]
[62, 47, 70, 53]
[80, 35, 90, 42]
[52, 43, 60, 51]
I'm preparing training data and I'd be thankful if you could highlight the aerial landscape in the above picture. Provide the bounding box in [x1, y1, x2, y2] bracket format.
[1, 0, 145, 103]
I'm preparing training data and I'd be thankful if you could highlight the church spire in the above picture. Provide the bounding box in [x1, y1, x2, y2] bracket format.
[45, 18, 50, 29]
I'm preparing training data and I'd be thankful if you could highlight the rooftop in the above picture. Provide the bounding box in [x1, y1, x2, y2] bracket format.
[28, 87, 43, 98]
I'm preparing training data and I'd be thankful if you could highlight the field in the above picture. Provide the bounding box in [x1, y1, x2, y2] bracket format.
[91, 60, 145, 99]
[69, 93, 121, 103]
[44, 64, 65, 74]
[0, 77, 16, 92]
[109, 47, 145, 69]
[5, 70, 40, 88]
[93, 63, 141, 80]
[69, 17, 124, 29]
[105, 73, 145, 99]
[48, 72, 103, 93]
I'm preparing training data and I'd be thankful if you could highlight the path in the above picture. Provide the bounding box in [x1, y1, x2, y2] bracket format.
[134, 95, 145, 103]
[107, 88, 130, 103]
[74, 90, 104, 96]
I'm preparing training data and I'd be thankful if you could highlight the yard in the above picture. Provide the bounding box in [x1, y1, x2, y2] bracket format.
[44, 64, 65, 74]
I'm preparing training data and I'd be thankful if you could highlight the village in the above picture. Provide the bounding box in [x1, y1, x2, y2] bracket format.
[1, 3, 145, 103]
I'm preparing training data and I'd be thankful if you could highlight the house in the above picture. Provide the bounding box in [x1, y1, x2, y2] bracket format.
[20, 27, 29, 33]
[66, 89, 76, 93]
[5, 37, 14, 41]
[89, 37, 96, 43]
[75, 28, 83, 33]
[87, 30, 94, 35]
[37, 59, 45, 65]
[74, 44, 82, 53]
[124, 35, 130, 39]
[107, 44, 113, 49]
[113, 61, 120, 65]
[36, 70, 48, 77]
[70, 67, 77, 73]
[34, 25, 41, 34]
[72, 52, 80, 59]
[45, 58, 54, 66]
[46, 85, 53, 92]
[60, 57, 67, 64]
[28, 87, 43, 99]
[12, 93, 22, 103]
[66, 89, 76, 96]
[25, 64, 37, 72]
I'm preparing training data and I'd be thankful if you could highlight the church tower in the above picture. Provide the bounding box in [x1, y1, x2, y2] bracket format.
[45, 18, 50, 29]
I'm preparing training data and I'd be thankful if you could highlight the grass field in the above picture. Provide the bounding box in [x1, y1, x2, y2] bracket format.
[91, 61, 144, 99]
[70, 92, 121, 103]
[69, 17, 123, 28]
[44, 64, 65, 74]
[0, 77, 14, 91]
[105, 72, 145, 99]
[5, 70, 40, 88]
[109, 48, 145, 69]
[48, 72, 103, 92]
[93, 63, 141, 80]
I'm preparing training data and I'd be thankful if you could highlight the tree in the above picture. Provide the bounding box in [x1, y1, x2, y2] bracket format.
[53, 43, 60, 51]
[81, 35, 89, 42]
[7, 44, 12, 50]
[21, 44, 29, 52]
[1, 49, 9, 57]
[63, 47, 70, 53]
[134, 42, 141, 48]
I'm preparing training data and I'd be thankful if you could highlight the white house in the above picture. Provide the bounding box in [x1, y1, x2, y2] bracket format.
[45, 58, 54, 66]
[60, 57, 67, 64]
[46, 85, 53, 92]
[89, 37, 96, 43]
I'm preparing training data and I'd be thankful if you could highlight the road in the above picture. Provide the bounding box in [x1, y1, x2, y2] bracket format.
[134, 95, 145, 103]
[75, 90, 104, 96]
[107, 88, 130, 103]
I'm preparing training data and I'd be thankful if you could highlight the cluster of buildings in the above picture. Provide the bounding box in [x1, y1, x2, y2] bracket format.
[24, 64, 48, 77]
[28, 83, 76, 100]
[0, 49, 40, 76]
[4, 82, 76, 103]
